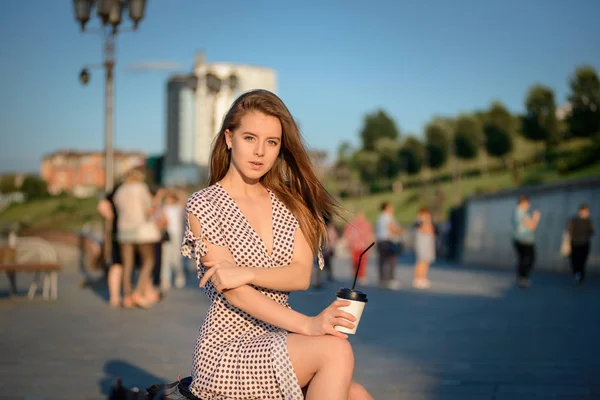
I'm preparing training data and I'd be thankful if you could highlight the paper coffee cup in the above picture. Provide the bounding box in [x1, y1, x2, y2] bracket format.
[334, 288, 368, 334]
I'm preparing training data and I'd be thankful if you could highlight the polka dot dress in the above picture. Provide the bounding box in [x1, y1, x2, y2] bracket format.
[181, 183, 305, 400]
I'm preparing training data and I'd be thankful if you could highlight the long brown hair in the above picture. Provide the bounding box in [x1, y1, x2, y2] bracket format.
[208, 89, 341, 255]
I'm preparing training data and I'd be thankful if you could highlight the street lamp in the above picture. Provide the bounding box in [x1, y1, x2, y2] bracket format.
[73, 0, 147, 194]
[73, 0, 93, 32]
[204, 72, 239, 137]
[72, 0, 147, 266]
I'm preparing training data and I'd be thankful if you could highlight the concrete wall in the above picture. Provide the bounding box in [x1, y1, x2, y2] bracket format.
[460, 177, 600, 273]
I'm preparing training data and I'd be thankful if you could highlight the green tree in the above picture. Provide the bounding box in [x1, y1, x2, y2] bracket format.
[375, 137, 402, 179]
[483, 101, 514, 158]
[424, 119, 451, 170]
[0, 175, 18, 194]
[337, 141, 353, 161]
[335, 141, 354, 168]
[359, 109, 400, 151]
[326, 164, 365, 198]
[398, 137, 425, 175]
[453, 115, 483, 160]
[20, 175, 48, 199]
[352, 150, 380, 184]
[522, 84, 559, 148]
[567, 65, 600, 138]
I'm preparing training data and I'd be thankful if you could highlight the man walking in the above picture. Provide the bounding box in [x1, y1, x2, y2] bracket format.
[376, 202, 403, 290]
[568, 203, 594, 285]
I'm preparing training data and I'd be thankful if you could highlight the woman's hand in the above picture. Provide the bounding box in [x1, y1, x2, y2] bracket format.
[304, 300, 356, 339]
[200, 259, 254, 292]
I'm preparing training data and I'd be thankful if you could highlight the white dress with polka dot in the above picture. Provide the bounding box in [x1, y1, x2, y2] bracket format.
[181, 183, 304, 400]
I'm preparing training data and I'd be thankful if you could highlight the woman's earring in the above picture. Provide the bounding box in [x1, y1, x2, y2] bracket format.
[227, 144, 231, 151]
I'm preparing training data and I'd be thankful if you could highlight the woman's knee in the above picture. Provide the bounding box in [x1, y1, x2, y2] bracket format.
[321, 336, 354, 367]
[349, 381, 372, 400]
[288, 335, 355, 384]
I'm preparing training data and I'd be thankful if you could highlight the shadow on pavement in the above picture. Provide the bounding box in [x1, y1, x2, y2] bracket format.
[99, 359, 167, 396]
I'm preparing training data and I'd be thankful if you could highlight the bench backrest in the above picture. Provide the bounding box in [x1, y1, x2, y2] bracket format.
[15, 237, 59, 264]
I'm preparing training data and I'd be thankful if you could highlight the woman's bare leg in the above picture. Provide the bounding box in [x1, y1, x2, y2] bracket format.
[349, 382, 374, 400]
[108, 264, 122, 306]
[414, 261, 430, 281]
[135, 243, 157, 304]
[287, 334, 372, 400]
[120, 243, 135, 297]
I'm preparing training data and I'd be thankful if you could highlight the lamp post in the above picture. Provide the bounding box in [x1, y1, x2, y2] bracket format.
[73, 0, 147, 194]
[72, 0, 147, 267]
[204, 72, 239, 139]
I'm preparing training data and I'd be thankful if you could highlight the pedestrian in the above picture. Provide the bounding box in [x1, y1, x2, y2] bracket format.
[96, 181, 124, 307]
[158, 188, 188, 291]
[375, 201, 403, 290]
[568, 203, 594, 285]
[313, 216, 339, 288]
[150, 188, 169, 293]
[512, 195, 541, 288]
[323, 217, 338, 282]
[113, 168, 161, 308]
[181, 90, 373, 399]
[413, 207, 435, 289]
[343, 211, 375, 286]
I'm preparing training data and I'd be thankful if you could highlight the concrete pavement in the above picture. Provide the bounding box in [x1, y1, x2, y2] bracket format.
[1, 255, 599, 399]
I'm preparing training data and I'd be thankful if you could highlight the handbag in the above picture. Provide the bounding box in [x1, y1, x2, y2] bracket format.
[136, 220, 162, 244]
[108, 375, 199, 399]
[145, 376, 199, 399]
[560, 231, 571, 257]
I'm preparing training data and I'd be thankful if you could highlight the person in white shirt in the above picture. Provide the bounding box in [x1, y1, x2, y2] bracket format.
[375, 201, 403, 290]
[113, 168, 160, 308]
[157, 188, 187, 291]
[413, 207, 436, 289]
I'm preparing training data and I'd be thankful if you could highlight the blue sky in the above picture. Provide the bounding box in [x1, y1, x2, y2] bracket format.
[1, 0, 599, 173]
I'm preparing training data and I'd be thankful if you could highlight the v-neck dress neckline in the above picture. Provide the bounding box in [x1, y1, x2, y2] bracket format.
[182, 183, 304, 399]
[216, 182, 276, 259]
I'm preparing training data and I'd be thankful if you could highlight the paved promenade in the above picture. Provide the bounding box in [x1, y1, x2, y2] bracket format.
[1, 256, 599, 399]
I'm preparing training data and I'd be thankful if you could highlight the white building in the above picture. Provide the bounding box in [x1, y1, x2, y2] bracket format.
[163, 52, 277, 186]
[193, 52, 277, 167]
[165, 75, 196, 167]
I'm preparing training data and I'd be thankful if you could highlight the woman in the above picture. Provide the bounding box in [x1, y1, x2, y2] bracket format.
[182, 90, 373, 399]
[343, 211, 375, 286]
[113, 168, 161, 308]
[413, 207, 435, 289]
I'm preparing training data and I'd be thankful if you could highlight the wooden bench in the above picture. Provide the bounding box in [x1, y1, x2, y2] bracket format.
[1, 237, 61, 300]
[0, 263, 60, 300]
